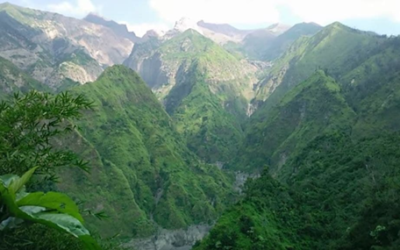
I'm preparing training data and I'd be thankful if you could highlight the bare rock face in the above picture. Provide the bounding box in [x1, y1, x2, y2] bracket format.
[84, 13, 140, 43]
[0, 3, 134, 89]
[124, 30, 258, 102]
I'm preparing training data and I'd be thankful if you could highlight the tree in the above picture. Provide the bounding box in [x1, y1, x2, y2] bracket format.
[0, 91, 93, 184]
[0, 91, 101, 249]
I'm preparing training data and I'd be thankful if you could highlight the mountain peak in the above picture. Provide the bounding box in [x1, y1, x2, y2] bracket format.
[266, 23, 291, 34]
[84, 13, 139, 42]
[0, 2, 12, 7]
[174, 17, 202, 33]
[85, 12, 107, 21]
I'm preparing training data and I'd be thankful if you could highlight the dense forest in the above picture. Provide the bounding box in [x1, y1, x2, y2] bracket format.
[0, 2, 400, 250]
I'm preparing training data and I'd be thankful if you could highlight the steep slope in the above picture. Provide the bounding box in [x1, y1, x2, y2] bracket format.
[196, 132, 400, 250]
[254, 22, 386, 111]
[83, 13, 140, 42]
[0, 3, 134, 88]
[263, 22, 322, 60]
[197, 20, 251, 38]
[125, 30, 258, 162]
[58, 65, 235, 238]
[232, 71, 355, 172]
[222, 23, 291, 60]
[236, 32, 400, 174]
[196, 20, 252, 43]
[0, 56, 49, 99]
[168, 63, 246, 163]
[240, 29, 277, 60]
[195, 64, 400, 249]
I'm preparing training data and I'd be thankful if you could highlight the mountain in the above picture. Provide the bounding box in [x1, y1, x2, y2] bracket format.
[263, 22, 322, 60]
[0, 56, 49, 99]
[239, 29, 277, 60]
[197, 20, 252, 40]
[84, 13, 140, 42]
[222, 23, 291, 60]
[195, 58, 400, 249]
[57, 65, 235, 238]
[124, 29, 258, 162]
[0, 3, 134, 88]
[232, 71, 355, 172]
[231, 22, 396, 174]
[266, 23, 292, 35]
[164, 18, 240, 44]
[254, 22, 386, 112]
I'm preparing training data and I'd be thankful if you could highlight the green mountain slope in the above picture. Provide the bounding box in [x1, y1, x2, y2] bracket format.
[254, 22, 386, 111]
[169, 63, 245, 163]
[263, 22, 322, 61]
[58, 65, 235, 238]
[195, 62, 400, 249]
[195, 132, 400, 250]
[232, 71, 355, 172]
[125, 30, 258, 162]
[0, 56, 49, 98]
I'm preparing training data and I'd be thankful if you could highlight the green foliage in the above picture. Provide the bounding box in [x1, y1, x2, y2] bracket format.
[263, 22, 322, 61]
[168, 63, 245, 162]
[197, 131, 400, 250]
[0, 224, 82, 250]
[200, 26, 400, 249]
[232, 71, 355, 171]
[57, 65, 235, 238]
[127, 30, 255, 162]
[0, 167, 99, 249]
[255, 22, 386, 109]
[0, 91, 93, 178]
[0, 57, 49, 99]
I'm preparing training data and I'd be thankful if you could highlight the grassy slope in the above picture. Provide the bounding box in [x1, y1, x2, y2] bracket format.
[255, 22, 385, 109]
[263, 22, 322, 61]
[231, 71, 355, 171]
[235, 22, 392, 173]
[158, 30, 255, 162]
[170, 63, 245, 163]
[196, 132, 400, 250]
[59, 65, 235, 239]
[196, 61, 400, 249]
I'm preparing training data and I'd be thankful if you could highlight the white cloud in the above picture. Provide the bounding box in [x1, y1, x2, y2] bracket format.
[121, 22, 170, 37]
[283, 0, 400, 25]
[149, 0, 281, 25]
[47, 0, 102, 17]
[149, 0, 400, 25]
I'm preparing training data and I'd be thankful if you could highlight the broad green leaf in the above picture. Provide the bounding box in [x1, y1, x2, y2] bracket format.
[0, 168, 101, 249]
[34, 213, 89, 237]
[17, 192, 84, 222]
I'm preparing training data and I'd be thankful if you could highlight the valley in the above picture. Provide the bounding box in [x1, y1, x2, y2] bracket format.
[0, 2, 399, 250]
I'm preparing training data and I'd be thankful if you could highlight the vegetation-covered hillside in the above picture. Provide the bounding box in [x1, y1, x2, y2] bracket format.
[195, 68, 400, 250]
[58, 65, 235, 238]
[125, 30, 258, 162]
[195, 24, 400, 247]
[232, 71, 355, 171]
[0, 56, 49, 98]
[1, 3, 400, 249]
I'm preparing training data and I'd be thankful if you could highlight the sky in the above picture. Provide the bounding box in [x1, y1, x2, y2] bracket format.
[3, 0, 400, 37]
